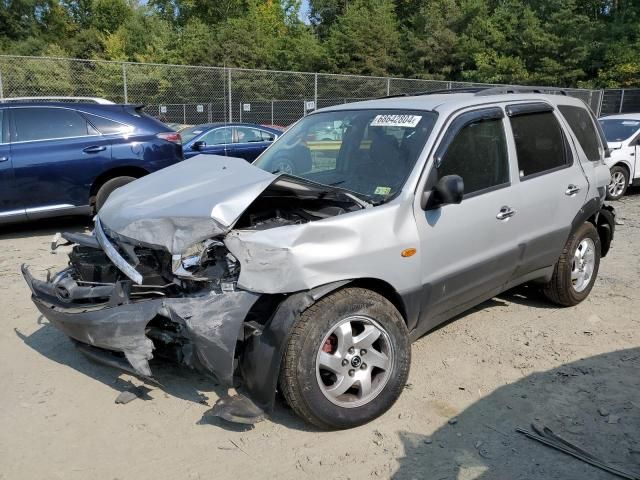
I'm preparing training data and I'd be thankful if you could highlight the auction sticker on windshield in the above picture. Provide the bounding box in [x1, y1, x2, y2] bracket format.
[371, 114, 422, 128]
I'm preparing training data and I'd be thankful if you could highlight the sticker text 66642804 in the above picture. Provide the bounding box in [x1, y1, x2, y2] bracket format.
[370, 115, 422, 128]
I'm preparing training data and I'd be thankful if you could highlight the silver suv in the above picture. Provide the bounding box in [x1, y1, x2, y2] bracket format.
[22, 88, 616, 429]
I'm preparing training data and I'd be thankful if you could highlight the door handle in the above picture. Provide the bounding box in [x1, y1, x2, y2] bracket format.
[83, 145, 106, 153]
[0, 156, 8, 163]
[565, 184, 581, 196]
[496, 206, 516, 220]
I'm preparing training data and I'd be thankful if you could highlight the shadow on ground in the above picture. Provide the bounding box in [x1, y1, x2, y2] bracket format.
[393, 347, 640, 479]
[0, 216, 91, 240]
[15, 319, 309, 432]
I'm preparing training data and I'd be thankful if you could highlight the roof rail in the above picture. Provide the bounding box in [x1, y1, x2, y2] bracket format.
[475, 86, 567, 96]
[380, 87, 488, 99]
[0, 96, 115, 104]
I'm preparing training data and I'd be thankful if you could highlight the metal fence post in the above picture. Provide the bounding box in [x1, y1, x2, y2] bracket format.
[597, 90, 604, 117]
[228, 69, 233, 123]
[619, 89, 625, 113]
[386, 78, 391, 96]
[239, 102, 242, 122]
[271, 100, 274, 125]
[122, 63, 128, 103]
[0, 67, 4, 99]
[314, 73, 318, 109]
[183, 104, 186, 124]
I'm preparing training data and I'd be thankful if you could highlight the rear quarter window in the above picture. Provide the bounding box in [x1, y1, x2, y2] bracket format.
[558, 105, 602, 161]
[83, 113, 132, 135]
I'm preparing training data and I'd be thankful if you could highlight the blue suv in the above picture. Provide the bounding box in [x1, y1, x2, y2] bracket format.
[0, 97, 183, 225]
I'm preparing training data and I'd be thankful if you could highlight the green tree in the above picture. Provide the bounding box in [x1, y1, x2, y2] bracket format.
[325, 0, 401, 76]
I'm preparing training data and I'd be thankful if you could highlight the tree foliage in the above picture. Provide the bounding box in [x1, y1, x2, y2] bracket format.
[0, 0, 638, 87]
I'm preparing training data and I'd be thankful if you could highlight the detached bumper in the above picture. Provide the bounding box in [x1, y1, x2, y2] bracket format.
[22, 265, 260, 386]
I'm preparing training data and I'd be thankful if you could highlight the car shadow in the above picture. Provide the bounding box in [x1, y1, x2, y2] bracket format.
[392, 347, 640, 479]
[16, 319, 227, 407]
[0, 216, 91, 240]
[15, 314, 314, 432]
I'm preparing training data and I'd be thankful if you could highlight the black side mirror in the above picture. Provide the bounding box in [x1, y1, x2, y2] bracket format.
[193, 140, 206, 150]
[421, 174, 464, 210]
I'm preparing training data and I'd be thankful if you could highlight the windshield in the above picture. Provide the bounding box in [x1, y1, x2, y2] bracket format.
[599, 118, 640, 143]
[253, 109, 437, 202]
[180, 125, 208, 143]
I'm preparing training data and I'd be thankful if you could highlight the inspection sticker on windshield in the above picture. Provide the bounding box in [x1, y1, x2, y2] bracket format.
[374, 186, 392, 195]
[370, 114, 422, 128]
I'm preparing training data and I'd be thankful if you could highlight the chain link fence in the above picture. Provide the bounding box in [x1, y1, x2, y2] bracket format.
[0, 55, 604, 127]
[599, 89, 640, 116]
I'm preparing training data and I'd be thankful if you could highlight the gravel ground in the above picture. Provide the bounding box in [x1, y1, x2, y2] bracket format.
[1, 190, 639, 480]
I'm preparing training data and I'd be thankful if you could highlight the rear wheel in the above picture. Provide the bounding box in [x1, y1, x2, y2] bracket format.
[279, 288, 410, 429]
[543, 222, 600, 306]
[94, 176, 136, 212]
[606, 165, 629, 200]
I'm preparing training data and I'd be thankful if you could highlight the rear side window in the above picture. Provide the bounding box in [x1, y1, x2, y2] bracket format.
[437, 117, 510, 195]
[558, 105, 602, 161]
[83, 113, 131, 135]
[510, 111, 569, 178]
[13, 107, 95, 142]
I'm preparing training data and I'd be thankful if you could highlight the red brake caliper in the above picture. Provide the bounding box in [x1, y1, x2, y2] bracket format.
[322, 334, 337, 354]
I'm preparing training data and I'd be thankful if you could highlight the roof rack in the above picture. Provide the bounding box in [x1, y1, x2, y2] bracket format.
[380, 87, 487, 99]
[475, 86, 568, 96]
[380, 85, 570, 100]
[0, 96, 115, 104]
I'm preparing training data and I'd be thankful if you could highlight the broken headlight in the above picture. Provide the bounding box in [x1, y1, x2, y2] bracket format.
[171, 239, 239, 284]
[172, 239, 222, 273]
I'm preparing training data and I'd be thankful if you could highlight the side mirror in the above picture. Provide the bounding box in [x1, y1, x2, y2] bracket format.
[193, 140, 206, 150]
[421, 174, 464, 210]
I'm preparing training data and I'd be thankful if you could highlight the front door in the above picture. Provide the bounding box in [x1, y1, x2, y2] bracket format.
[413, 107, 523, 335]
[0, 108, 26, 223]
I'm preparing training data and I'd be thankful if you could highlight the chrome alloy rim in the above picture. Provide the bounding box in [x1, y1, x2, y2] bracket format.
[315, 315, 394, 408]
[608, 171, 626, 197]
[572, 238, 596, 292]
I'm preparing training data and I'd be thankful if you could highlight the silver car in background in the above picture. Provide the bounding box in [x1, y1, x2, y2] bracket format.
[23, 88, 615, 429]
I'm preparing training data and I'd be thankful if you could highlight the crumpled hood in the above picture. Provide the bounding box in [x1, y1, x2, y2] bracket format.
[98, 155, 276, 254]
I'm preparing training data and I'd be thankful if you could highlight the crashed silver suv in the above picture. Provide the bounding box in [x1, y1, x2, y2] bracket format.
[23, 88, 616, 429]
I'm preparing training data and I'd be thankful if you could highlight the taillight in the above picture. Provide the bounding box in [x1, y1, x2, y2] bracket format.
[156, 132, 182, 144]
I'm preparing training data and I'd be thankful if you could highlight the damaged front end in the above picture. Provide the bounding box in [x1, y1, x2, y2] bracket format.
[22, 156, 369, 423]
[23, 225, 260, 388]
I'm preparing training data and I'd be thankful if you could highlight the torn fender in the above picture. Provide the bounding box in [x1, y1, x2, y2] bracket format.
[225, 201, 422, 295]
[239, 280, 350, 412]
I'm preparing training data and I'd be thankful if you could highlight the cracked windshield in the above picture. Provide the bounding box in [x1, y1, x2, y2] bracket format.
[253, 109, 437, 203]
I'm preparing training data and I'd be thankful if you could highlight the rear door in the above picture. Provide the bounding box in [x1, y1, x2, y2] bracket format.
[506, 103, 588, 277]
[10, 106, 112, 218]
[0, 108, 26, 223]
[229, 126, 274, 161]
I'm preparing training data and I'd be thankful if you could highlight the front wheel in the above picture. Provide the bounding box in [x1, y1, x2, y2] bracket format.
[279, 288, 410, 429]
[543, 222, 601, 306]
[606, 165, 629, 200]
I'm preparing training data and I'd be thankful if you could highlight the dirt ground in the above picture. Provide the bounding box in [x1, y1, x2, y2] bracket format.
[1, 191, 639, 480]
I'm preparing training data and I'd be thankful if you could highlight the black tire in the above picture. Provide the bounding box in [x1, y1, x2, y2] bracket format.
[543, 222, 601, 306]
[606, 165, 629, 200]
[279, 287, 410, 430]
[94, 176, 136, 212]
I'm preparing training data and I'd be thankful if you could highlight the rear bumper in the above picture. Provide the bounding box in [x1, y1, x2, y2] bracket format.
[22, 264, 260, 386]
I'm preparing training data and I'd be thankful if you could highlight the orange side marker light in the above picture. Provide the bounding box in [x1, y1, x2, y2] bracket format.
[401, 248, 417, 258]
